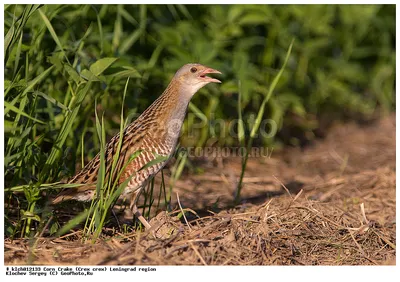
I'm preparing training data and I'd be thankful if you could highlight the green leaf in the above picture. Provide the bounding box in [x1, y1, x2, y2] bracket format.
[89, 57, 118, 76]
[112, 67, 141, 79]
[48, 54, 63, 71]
[238, 14, 269, 25]
[21, 211, 41, 222]
[220, 80, 239, 93]
[64, 64, 82, 84]
[3, 120, 14, 132]
[50, 222, 59, 235]
[4, 80, 11, 90]
[80, 69, 100, 81]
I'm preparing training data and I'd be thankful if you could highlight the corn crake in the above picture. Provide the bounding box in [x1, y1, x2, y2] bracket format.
[52, 63, 222, 229]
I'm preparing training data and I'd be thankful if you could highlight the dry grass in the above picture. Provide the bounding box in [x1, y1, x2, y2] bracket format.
[4, 114, 396, 265]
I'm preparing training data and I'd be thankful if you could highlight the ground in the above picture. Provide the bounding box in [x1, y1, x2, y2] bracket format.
[4, 114, 396, 265]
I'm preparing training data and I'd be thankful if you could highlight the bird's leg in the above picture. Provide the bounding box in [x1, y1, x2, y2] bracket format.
[131, 205, 152, 229]
[111, 209, 122, 231]
[130, 189, 152, 229]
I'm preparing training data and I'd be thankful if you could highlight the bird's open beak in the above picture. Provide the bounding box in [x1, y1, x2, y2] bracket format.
[199, 67, 222, 83]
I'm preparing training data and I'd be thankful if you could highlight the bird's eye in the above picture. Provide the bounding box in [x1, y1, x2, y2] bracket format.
[190, 67, 197, 73]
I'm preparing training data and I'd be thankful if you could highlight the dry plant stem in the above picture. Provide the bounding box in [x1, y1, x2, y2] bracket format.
[189, 242, 207, 265]
[176, 192, 192, 230]
[274, 175, 293, 199]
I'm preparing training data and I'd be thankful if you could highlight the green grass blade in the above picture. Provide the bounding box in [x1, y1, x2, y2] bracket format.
[22, 65, 55, 96]
[176, 4, 193, 20]
[41, 81, 93, 181]
[4, 101, 45, 124]
[4, 14, 15, 58]
[94, 103, 106, 202]
[12, 32, 23, 78]
[189, 102, 208, 122]
[237, 80, 246, 147]
[112, 10, 122, 53]
[5, 182, 83, 193]
[95, 11, 104, 54]
[4, 65, 55, 116]
[119, 28, 143, 55]
[55, 209, 91, 237]
[167, 151, 187, 204]
[119, 6, 138, 25]
[38, 8, 69, 63]
[107, 78, 129, 193]
[91, 174, 134, 242]
[138, 154, 169, 172]
[33, 91, 70, 111]
[235, 39, 294, 204]
[250, 39, 294, 139]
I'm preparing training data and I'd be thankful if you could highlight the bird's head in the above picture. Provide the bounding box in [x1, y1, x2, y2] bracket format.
[173, 63, 222, 94]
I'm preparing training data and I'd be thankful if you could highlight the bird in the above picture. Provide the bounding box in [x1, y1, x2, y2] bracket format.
[52, 63, 222, 229]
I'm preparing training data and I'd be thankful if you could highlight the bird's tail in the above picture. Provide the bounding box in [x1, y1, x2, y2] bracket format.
[51, 184, 96, 205]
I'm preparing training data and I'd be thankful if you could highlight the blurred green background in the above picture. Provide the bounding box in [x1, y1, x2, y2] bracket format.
[4, 4, 395, 192]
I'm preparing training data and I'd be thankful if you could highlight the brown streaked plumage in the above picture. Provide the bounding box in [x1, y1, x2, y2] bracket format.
[52, 63, 222, 228]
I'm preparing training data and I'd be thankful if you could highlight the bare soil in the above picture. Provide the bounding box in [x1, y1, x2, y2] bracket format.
[4, 114, 396, 265]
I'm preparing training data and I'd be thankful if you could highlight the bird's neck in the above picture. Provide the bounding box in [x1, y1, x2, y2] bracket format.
[137, 79, 193, 151]
[159, 79, 194, 122]
[135, 79, 194, 137]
